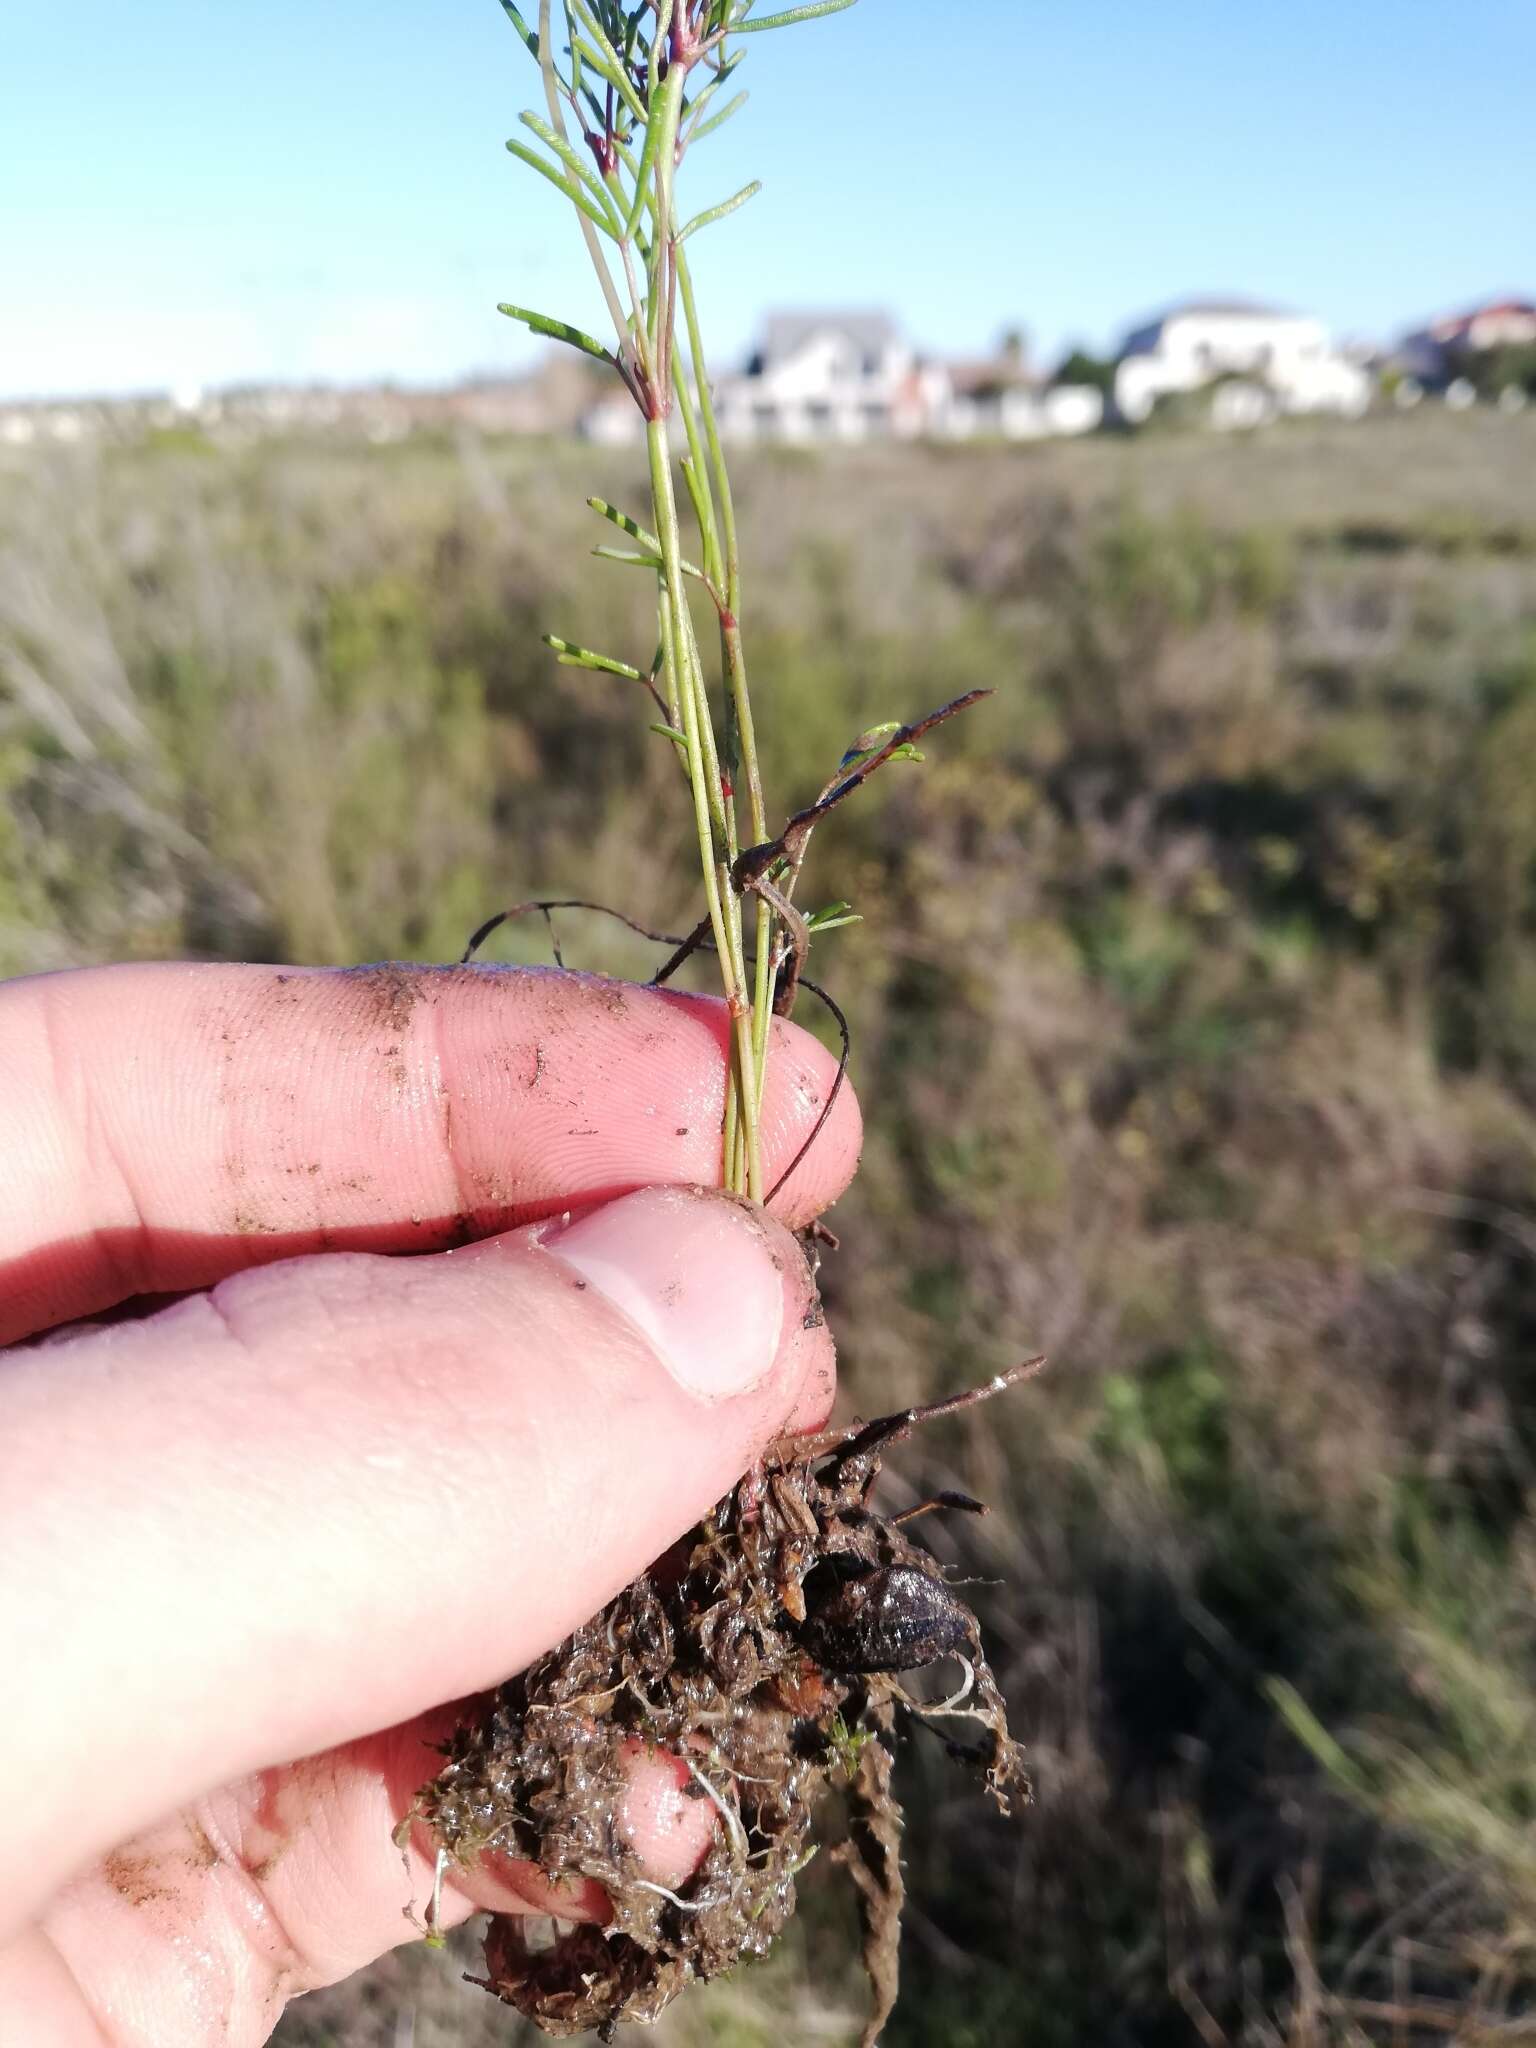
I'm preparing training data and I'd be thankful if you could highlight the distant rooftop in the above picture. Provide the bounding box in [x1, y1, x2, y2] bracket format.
[1424, 295, 1536, 340]
[1118, 296, 1313, 356]
[1157, 296, 1295, 321]
[756, 310, 901, 367]
[948, 355, 1036, 398]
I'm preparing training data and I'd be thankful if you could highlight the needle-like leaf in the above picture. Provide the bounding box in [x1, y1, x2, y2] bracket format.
[520, 110, 624, 231]
[688, 87, 749, 146]
[542, 635, 644, 680]
[497, 302, 615, 366]
[729, 0, 855, 30]
[505, 138, 622, 239]
[496, 0, 540, 58]
[677, 179, 762, 244]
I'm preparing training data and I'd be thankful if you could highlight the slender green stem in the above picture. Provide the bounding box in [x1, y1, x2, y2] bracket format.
[640, 32, 764, 1196]
[676, 247, 774, 1103]
[647, 420, 763, 1199]
[645, 66, 687, 397]
[678, 252, 757, 829]
[652, 562, 723, 953]
[722, 1046, 742, 1190]
[674, 374, 725, 593]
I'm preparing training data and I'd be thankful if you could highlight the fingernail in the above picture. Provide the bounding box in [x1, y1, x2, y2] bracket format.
[543, 1188, 784, 1401]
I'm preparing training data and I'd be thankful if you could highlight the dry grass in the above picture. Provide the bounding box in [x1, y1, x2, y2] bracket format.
[5, 410, 1536, 2043]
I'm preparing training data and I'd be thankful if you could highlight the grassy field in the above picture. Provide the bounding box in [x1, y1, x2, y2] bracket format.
[6, 409, 1536, 2044]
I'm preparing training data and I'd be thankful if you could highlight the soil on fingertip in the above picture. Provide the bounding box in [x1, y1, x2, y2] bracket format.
[404, 1342, 1040, 2046]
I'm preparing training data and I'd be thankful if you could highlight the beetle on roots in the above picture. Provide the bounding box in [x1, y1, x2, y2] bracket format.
[403, 1353, 1044, 2046]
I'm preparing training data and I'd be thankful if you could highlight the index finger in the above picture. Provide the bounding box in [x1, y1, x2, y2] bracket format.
[0, 961, 861, 1344]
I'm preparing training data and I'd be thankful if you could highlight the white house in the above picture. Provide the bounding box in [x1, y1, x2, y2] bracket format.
[709, 312, 945, 443]
[1114, 298, 1371, 426]
[578, 311, 924, 445]
[713, 314, 1105, 443]
[579, 313, 1105, 446]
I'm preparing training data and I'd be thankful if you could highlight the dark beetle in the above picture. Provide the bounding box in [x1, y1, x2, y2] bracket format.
[799, 1561, 976, 1675]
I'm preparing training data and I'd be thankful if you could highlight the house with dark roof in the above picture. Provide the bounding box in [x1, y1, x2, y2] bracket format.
[1114, 297, 1370, 426]
[1397, 298, 1536, 391]
[710, 309, 944, 442]
[748, 311, 902, 377]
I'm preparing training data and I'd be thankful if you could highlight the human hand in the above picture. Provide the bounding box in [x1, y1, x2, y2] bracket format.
[0, 962, 860, 2047]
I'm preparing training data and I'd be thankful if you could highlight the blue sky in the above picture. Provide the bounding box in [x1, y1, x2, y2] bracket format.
[2, 0, 1533, 400]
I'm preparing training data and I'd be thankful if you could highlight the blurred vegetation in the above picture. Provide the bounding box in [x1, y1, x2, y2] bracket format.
[5, 410, 1536, 2044]
[1445, 343, 1536, 403]
[1051, 348, 1117, 395]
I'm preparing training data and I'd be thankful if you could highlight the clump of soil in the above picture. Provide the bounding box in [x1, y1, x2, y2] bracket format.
[406, 1355, 1040, 2045]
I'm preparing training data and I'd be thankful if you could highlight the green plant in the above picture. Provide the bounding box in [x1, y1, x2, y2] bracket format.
[486, 0, 975, 1200]
[1051, 346, 1116, 396]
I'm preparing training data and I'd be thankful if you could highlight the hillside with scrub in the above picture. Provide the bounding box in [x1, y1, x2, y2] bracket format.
[6, 409, 1536, 2044]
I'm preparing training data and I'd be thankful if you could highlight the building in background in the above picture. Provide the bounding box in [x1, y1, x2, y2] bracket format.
[0, 355, 607, 450]
[35, 294, 1536, 448]
[1395, 297, 1536, 408]
[583, 310, 928, 444]
[942, 329, 1104, 440]
[583, 313, 1103, 445]
[1401, 297, 1536, 370]
[711, 310, 940, 442]
[1113, 298, 1371, 426]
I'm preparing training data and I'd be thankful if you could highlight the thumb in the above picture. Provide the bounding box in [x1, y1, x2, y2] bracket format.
[0, 1186, 834, 1928]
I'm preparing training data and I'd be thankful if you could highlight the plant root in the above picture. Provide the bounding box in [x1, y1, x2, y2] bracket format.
[405, 1353, 1041, 2041]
